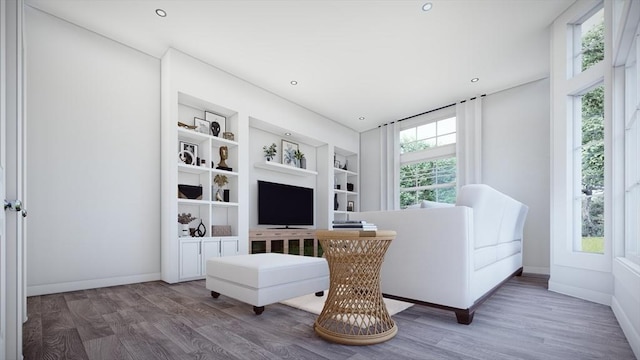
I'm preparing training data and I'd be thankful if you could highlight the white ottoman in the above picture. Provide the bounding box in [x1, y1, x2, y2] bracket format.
[206, 253, 329, 315]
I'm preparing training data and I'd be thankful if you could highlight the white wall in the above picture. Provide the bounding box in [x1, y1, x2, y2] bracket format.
[162, 49, 359, 241]
[483, 78, 551, 274]
[248, 127, 317, 228]
[360, 129, 382, 211]
[359, 79, 551, 273]
[25, 7, 161, 295]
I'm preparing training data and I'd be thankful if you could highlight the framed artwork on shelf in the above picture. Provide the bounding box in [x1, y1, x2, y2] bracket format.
[179, 141, 198, 165]
[281, 139, 298, 166]
[194, 117, 210, 135]
[347, 201, 354, 212]
[205, 111, 226, 137]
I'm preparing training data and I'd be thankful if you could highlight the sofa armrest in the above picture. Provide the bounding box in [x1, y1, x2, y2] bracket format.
[350, 206, 475, 309]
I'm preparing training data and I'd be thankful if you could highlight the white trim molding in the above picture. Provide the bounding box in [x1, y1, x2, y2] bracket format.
[26, 273, 161, 297]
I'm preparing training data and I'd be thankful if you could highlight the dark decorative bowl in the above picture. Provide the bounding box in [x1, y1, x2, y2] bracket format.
[178, 185, 203, 200]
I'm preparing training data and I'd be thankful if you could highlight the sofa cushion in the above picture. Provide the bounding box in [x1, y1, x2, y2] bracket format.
[405, 203, 422, 209]
[421, 200, 454, 209]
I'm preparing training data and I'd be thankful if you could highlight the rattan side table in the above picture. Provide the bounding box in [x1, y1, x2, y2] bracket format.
[314, 230, 397, 345]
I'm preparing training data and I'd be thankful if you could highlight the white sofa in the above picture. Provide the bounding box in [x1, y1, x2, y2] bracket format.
[349, 184, 528, 324]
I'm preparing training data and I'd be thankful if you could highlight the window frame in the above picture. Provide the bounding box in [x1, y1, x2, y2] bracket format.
[398, 107, 457, 208]
[551, 0, 612, 273]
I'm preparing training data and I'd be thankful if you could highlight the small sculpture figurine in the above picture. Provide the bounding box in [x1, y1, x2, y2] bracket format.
[211, 121, 221, 136]
[216, 146, 232, 171]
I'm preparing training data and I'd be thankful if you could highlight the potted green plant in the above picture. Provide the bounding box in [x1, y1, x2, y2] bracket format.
[178, 213, 196, 237]
[213, 174, 228, 201]
[263, 143, 277, 161]
[294, 149, 306, 169]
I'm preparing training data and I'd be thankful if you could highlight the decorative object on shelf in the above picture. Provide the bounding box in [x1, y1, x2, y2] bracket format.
[216, 146, 232, 171]
[334, 160, 341, 168]
[263, 143, 277, 161]
[334, 193, 339, 211]
[223, 189, 230, 202]
[213, 174, 229, 202]
[347, 201, 354, 212]
[282, 139, 298, 166]
[195, 220, 207, 237]
[178, 184, 203, 200]
[294, 149, 306, 169]
[178, 213, 196, 237]
[347, 183, 354, 192]
[179, 150, 195, 166]
[210, 121, 220, 136]
[200, 158, 206, 167]
[194, 117, 210, 135]
[223, 131, 234, 140]
[178, 121, 197, 130]
[205, 111, 226, 137]
[212, 225, 232, 236]
[342, 159, 348, 171]
[179, 141, 198, 165]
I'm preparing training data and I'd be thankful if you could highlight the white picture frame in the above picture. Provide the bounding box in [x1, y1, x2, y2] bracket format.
[194, 117, 210, 135]
[179, 141, 198, 165]
[205, 111, 226, 137]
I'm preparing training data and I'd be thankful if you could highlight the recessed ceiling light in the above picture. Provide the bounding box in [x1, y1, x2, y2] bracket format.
[422, 2, 433, 11]
[285, 132, 291, 136]
[471, 77, 480, 83]
[290, 80, 298, 85]
[155, 9, 167, 17]
[359, 117, 365, 120]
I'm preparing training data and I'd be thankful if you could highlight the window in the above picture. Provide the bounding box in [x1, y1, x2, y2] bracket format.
[399, 114, 457, 208]
[572, 8, 604, 76]
[624, 28, 640, 265]
[400, 117, 456, 154]
[573, 84, 605, 254]
[567, 3, 606, 255]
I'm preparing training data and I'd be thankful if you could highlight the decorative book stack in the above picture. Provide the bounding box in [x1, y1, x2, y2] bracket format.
[332, 220, 377, 231]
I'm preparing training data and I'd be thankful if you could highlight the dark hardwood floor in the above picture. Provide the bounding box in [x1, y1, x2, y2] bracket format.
[23, 275, 636, 360]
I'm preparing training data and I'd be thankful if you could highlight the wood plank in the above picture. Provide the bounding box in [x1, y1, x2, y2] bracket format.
[83, 334, 133, 360]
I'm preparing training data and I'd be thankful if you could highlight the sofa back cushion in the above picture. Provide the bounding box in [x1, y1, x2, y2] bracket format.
[456, 184, 528, 249]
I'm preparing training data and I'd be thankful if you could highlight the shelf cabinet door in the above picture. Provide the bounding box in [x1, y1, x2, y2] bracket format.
[179, 240, 202, 280]
[221, 237, 239, 256]
[201, 239, 221, 276]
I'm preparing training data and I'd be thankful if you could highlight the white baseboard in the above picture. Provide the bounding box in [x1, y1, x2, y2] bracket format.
[523, 266, 549, 275]
[27, 273, 162, 296]
[548, 280, 612, 306]
[612, 296, 640, 359]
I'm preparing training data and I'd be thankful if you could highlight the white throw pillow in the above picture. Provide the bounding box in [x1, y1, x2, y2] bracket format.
[405, 203, 422, 209]
[421, 200, 454, 208]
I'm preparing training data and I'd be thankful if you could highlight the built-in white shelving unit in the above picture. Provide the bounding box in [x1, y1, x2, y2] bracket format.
[161, 92, 244, 283]
[254, 160, 318, 176]
[332, 148, 359, 224]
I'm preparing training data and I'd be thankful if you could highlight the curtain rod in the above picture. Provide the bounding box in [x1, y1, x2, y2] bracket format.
[378, 94, 486, 128]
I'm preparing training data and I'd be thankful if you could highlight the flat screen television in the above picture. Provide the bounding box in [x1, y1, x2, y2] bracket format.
[258, 180, 314, 227]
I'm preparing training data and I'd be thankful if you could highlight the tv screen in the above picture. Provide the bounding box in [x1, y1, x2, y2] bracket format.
[258, 180, 314, 227]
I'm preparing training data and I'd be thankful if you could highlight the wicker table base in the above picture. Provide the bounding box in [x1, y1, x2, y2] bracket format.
[314, 230, 397, 345]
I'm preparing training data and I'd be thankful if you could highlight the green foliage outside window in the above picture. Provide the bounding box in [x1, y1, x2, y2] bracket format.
[399, 134, 457, 208]
[580, 19, 604, 246]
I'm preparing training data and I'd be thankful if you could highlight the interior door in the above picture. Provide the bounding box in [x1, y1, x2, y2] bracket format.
[1, 0, 8, 356]
[1, 0, 26, 358]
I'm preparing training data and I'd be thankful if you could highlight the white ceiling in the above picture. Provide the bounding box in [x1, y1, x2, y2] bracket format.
[25, 0, 575, 133]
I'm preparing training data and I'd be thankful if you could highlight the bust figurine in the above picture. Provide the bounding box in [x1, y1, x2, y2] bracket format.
[217, 146, 230, 170]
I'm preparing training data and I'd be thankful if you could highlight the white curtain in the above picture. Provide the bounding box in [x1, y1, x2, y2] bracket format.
[379, 122, 400, 210]
[456, 97, 483, 186]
